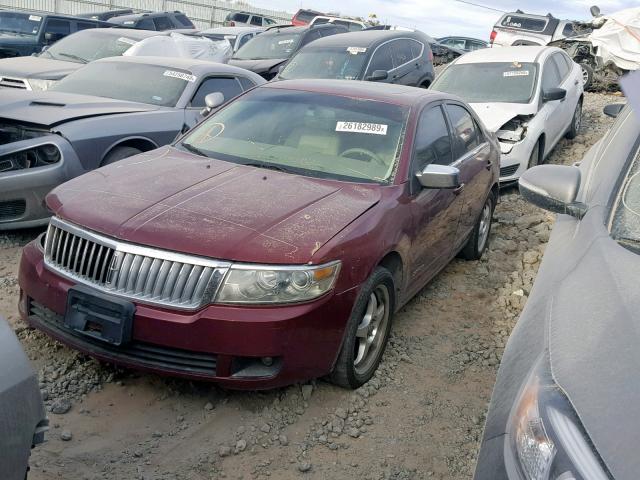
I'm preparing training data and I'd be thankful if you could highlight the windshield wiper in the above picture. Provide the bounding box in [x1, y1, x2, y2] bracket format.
[57, 53, 88, 64]
[243, 161, 295, 174]
[180, 142, 209, 158]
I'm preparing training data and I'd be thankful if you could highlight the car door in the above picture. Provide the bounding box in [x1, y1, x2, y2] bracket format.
[406, 104, 461, 291]
[443, 103, 493, 249]
[552, 52, 580, 130]
[539, 55, 566, 150]
[183, 76, 247, 127]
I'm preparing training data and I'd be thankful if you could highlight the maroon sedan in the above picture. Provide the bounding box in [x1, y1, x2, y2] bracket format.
[19, 80, 499, 389]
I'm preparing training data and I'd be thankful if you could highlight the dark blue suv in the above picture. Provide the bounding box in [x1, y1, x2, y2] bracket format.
[0, 10, 109, 58]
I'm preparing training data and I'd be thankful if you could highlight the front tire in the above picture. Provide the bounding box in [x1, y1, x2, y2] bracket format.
[580, 63, 594, 90]
[459, 192, 495, 260]
[330, 267, 395, 389]
[565, 99, 582, 139]
[101, 146, 142, 166]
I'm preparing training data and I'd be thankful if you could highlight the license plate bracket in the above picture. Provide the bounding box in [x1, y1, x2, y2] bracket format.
[64, 285, 135, 346]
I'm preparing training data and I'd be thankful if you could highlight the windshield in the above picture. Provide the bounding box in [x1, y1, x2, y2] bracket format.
[49, 62, 191, 107]
[0, 12, 42, 36]
[611, 147, 640, 250]
[233, 33, 301, 60]
[40, 31, 140, 63]
[280, 47, 368, 80]
[179, 89, 408, 183]
[432, 62, 538, 104]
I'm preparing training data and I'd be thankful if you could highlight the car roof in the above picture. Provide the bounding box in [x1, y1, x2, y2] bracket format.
[202, 26, 265, 35]
[80, 27, 163, 39]
[300, 29, 425, 49]
[439, 36, 486, 42]
[92, 55, 262, 76]
[455, 45, 551, 64]
[262, 79, 452, 107]
[108, 11, 180, 23]
[4, 10, 107, 22]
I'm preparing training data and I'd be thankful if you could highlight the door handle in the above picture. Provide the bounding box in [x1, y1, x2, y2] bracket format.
[486, 160, 493, 170]
[453, 183, 465, 195]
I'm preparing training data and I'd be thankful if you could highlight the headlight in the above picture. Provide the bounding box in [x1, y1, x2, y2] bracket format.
[506, 356, 612, 480]
[28, 78, 56, 91]
[215, 261, 340, 304]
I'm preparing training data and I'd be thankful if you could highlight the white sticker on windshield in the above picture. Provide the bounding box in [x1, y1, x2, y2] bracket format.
[336, 121, 388, 135]
[163, 70, 197, 82]
[278, 39, 294, 45]
[503, 70, 530, 77]
[29, 15, 42, 22]
[347, 47, 367, 55]
[117, 37, 137, 46]
[124, 20, 135, 25]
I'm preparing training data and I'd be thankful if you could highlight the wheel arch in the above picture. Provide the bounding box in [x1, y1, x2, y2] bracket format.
[377, 250, 405, 306]
[100, 137, 159, 165]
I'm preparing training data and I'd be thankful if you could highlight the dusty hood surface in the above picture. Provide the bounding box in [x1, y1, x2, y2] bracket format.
[590, 7, 640, 71]
[228, 58, 287, 76]
[0, 55, 80, 80]
[47, 147, 381, 264]
[470, 102, 537, 132]
[0, 90, 158, 127]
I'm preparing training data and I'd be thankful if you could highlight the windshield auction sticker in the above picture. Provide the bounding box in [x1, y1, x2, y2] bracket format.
[336, 121, 388, 135]
[503, 70, 530, 77]
[347, 47, 367, 54]
[278, 39, 294, 45]
[29, 15, 42, 22]
[117, 37, 137, 46]
[163, 70, 197, 82]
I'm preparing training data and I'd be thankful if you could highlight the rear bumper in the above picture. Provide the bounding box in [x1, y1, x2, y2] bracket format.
[0, 136, 84, 230]
[19, 240, 357, 390]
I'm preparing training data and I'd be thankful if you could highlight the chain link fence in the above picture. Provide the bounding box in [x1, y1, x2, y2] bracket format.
[0, 0, 293, 28]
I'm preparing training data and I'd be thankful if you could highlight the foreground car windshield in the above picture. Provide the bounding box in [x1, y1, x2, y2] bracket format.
[612, 148, 640, 251]
[49, 63, 190, 107]
[0, 11, 41, 35]
[180, 89, 408, 183]
[433, 62, 538, 103]
[40, 31, 141, 63]
[233, 33, 301, 60]
[280, 47, 368, 80]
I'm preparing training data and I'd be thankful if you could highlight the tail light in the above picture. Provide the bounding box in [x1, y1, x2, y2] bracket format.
[427, 47, 433, 62]
[229, 21, 235, 26]
[490, 30, 497, 44]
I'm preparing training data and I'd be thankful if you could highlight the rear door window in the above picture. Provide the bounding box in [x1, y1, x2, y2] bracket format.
[542, 57, 562, 90]
[390, 39, 414, 67]
[76, 21, 98, 31]
[153, 16, 173, 31]
[367, 42, 394, 73]
[250, 16, 262, 26]
[562, 23, 575, 37]
[413, 105, 453, 171]
[500, 15, 547, 32]
[446, 104, 480, 158]
[233, 13, 250, 23]
[175, 14, 193, 27]
[552, 52, 570, 80]
[136, 18, 155, 30]
[191, 77, 244, 107]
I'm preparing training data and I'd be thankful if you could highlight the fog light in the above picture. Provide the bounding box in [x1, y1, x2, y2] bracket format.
[261, 356, 273, 366]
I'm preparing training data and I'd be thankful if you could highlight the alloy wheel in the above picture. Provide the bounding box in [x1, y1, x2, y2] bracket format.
[354, 284, 390, 375]
[478, 201, 492, 252]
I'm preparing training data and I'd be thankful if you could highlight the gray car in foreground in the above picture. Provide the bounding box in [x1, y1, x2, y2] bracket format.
[474, 104, 639, 479]
[0, 316, 47, 480]
[0, 56, 264, 230]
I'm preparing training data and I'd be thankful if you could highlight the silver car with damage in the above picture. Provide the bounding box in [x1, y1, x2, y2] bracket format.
[0, 56, 265, 230]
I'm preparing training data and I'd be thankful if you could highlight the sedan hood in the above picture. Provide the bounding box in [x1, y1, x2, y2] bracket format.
[0, 55, 80, 80]
[0, 90, 159, 127]
[47, 147, 381, 264]
[228, 58, 287, 75]
[470, 102, 538, 132]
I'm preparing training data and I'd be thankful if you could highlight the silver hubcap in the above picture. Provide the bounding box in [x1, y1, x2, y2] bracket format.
[354, 285, 390, 375]
[574, 105, 582, 132]
[582, 67, 589, 85]
[478, 201, 492, 251]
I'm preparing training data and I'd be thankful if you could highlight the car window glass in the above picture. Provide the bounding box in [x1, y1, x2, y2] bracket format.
[136, 18, 155, 30]
[264, 18, 276, 25]
[500, 15, 547, 32]
[414, 106, 453, 171]
[250, 16, 262, 26]
[611, 146, 640, 248]
[237, 33, 252, 49]
[238, 76, 256, 90]
[409, 40, 423, 59]
[390, 40, 414, 67]
[562, 23, 575, 37]
[153, 16, 173, 31]
[77, 21, 97, 30]
[301, 30, 322, 46]
[191, 77, 243, 107]
[233, 13, 249, 23]
[446, 104, 479, 157]
[467, 40, 484, 51]
[313, 17, 329, 25]
[552, 53, 569, 80]
[448, 38, 467, 50]
[45, 19, 71, 36]
[367, 42, 394, 73]
[542, 57, 561, 90]
[175, 15, 193, 27]
[347, 23, 363, 32]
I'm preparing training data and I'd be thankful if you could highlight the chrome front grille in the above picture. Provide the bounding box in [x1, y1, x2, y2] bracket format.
[0, 76, 28, 89]
[44, 217, 231, 310]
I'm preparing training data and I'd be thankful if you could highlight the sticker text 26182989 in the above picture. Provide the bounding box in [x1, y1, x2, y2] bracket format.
[336, 122, 388, 135]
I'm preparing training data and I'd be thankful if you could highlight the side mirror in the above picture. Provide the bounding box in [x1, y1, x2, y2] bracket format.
[542, 88, 566, 102]
[603, 103, 624, 118]
[366, 70, 389, 82]
[590, 5, 601, 17]
[519, 165, 587, 218]
[200, 92, 225, 116]
[44, 32, 63, 44]
[415, 164, 461, 189]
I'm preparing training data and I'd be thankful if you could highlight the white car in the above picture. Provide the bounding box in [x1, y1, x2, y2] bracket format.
[309, 16, 366, 31]
[201, 26, 265, 52]
[431, 46, 583, 182]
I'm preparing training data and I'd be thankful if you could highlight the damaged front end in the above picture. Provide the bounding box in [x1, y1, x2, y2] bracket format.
[0, 121, 61, 173]
[496, 115, 532, 154]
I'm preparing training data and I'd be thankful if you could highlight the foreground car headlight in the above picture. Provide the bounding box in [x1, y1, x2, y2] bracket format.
[506, 356, 612, 480]
[28, 78, 56, 91]
[215, 261, 341, 304]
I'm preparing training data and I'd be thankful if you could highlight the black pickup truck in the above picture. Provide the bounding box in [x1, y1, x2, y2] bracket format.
[0, 10, 110, 58]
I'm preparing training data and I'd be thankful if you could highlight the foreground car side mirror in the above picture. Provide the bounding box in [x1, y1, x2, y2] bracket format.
[603, 103, 625, 118]
[367, 70, 389, 82]
[542, 88, 567, 102]
[519, 165, 587, 218]
[415, 164, 461, 189]
[200, 92, 225, 116]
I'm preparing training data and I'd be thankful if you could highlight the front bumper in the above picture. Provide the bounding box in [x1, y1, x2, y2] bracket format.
[0, 135, 85, 230]
[19, 240, 357, 390]
[498, 136, 537, 184]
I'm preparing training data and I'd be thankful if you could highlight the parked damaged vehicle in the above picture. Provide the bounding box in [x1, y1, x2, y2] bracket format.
[229, 24, 348, 80]
[0, 28, 164, 91]
[432, 46, 583, 183]
[490, 10, 586, 48]
[19, 80, 499, 390]
[474, 105, 640, 480]
[0, 56, 264, 229]
[0, 315, 48, 480]
[278, 30, 434, 87]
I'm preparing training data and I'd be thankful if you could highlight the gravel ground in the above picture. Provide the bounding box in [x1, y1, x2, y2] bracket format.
[0, 92, 622, 480]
